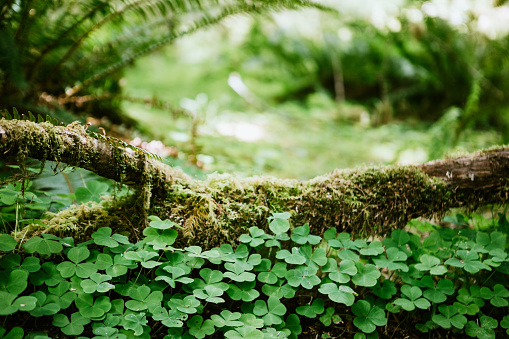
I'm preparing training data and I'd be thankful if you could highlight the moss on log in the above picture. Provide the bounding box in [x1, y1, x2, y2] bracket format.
[1, 119, 508, 248]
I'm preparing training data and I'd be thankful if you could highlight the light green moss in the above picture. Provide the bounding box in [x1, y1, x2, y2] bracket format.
[4, 119, 506, 250]
[16, 200, 119, 242]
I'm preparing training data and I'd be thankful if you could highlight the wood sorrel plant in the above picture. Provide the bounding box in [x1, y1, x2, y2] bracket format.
[0, 212, 508, 338]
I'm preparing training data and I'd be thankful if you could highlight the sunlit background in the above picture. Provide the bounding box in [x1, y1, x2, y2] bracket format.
[119, 0, 509, 179]
[2, 0, 509, 181]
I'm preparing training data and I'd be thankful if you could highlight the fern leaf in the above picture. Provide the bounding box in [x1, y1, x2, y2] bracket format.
[13, 107, 20, 119]
[4, 109, 12, 120]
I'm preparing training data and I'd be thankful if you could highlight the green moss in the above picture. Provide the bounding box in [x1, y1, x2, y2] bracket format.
[4, 119, 507, 250]
[149, 164, 454, 248]
[16, 199, 122, 243]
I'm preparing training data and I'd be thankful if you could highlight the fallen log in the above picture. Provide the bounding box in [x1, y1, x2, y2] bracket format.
[1, 119, 508, 247]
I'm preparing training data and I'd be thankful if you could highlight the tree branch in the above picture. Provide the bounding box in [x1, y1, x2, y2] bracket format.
[1, 119, 508, 247]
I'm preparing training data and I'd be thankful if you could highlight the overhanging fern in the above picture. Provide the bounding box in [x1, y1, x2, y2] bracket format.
[0, 0, 333, 123]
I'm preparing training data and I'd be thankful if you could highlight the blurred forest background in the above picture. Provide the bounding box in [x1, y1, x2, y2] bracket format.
[1, 0, 509, 181]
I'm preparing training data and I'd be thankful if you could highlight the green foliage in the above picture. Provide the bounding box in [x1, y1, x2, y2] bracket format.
[0, 179, 62, 234]
[0, 0, 328, 126]
[0, 210, 509, 337]
[241, 9, 509, 134]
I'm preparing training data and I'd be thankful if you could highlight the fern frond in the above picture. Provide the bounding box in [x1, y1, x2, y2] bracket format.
[65, 0, 334, 96]
[1, 107, 65, 126]
[51, 0, 215, 74]
[27, 1, 111, 84]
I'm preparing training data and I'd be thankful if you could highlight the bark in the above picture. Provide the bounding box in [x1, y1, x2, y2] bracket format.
[1, 119, 508, 246]
[0, 119, 189, 195]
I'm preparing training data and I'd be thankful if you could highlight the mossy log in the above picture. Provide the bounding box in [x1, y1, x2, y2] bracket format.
[1, 119, 508, 248]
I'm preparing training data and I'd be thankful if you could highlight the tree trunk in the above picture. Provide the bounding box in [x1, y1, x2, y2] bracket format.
[1, 119, 508, 248]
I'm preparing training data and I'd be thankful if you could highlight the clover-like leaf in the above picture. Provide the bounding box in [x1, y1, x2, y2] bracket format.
[29, 262, 63, 287]
[92, 227, 130, 248]
[0, 234, 17, 252]
[187, 315, 215, 339]
[268, 212, 291, 235]
[76, 180, 109, 203]
[445, 250, 489, 273]
[167, 295, 201, 314]
[423, 279, 454, 303]
[124, 250, 160, 269]
[299, 244, 327, 268]
[199, 268, 223, 284]
[263, 281, 296, 299]
[0, 326, 23, 339]
[237, 313, 264, 329]
[96, 253, 133, 278]
[126, 285, 163, 312]
[227, 280, 260, 302]
[415, 254, 447, 275]
[239, 227, 268, 247]
[53, 312, 91, 336]
[465, 316, 497, 339]
[384, 229, 410, 248]
[75, 294, 111, 318]
[123, 312, 148, 336]
[296, 298, 324, 318]
[143, 227, 177, 247]
[253, 296, 287, 326]
[0, 269, 28, 295]
[352, 300, 387, 334]
[57, 246, 96, 279]
[329, 259, 357, 283]
[0, 254, 40, 273]
[501, 315, 509, 335]
[291, 223, 321, 245]
[80, 273, 114, 293]
[373, 248, 408, 272]
[359, 241, 385, 256]
[23, 236, 63, 255]
[0, 291, 38, 315]
[326, 231, 356, 250]
[67, 246, 90, 263]
[373, 280, 397, 299]
[152, 305, 187, 328]
[432, 304, 467, 329]
[337, 249, 360, 261]
[157, 266, 193, 288]
[225, 326, 263, 339]
[276, 248, 306, 265]
[47, 281, 76, 309]
[352, 264, 381, 287]
[255, 259, 278, 284]
[480, 284, 509, 307]
[92, 326, 126, 339]
[223, 262, 256, 282]
[263, 327, 290, 339]
[211, 310, 243, 328]
[318, 283, 356, 306]
[394, 285, 430, 311]
[285, 266, 320, 289]
[193, 285, 225, 304]
[28, 290, 60, 317]
[148, 216, 179, 229]
[319, 307, 341, 326]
